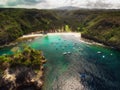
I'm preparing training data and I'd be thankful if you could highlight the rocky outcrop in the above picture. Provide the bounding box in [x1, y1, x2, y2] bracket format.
[0, 62, 46, 90]
[0, 46, 47, 90]
[0, 65, 45, 90]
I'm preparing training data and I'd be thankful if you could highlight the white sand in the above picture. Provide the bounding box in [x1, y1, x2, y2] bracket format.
[47, 32, 81, 38]
[19, 32, 103, 46]
[20, 34, 43, 39]
[20, 32, 81, 39]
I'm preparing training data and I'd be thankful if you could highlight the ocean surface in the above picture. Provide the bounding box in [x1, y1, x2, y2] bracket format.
[0, 34, 120, 90]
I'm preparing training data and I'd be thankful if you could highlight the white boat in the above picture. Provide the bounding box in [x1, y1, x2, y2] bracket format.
[63, 52, 67, 55]
[102, 55, 105, 58]
[67, 52, 71, 54]
[97, 51, 102, 54]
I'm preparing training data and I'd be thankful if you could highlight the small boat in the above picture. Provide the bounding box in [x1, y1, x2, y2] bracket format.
[67, 52, 71, 54]
[63, 52, 67, 55]
[97, 51, 101, 54]
[102, 55, 105, 58]
[110, 53, 113, 55]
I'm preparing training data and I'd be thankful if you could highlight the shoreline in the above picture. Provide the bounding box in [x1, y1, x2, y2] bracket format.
[81, 35, 120, 51]
[47, 32, 105, 46]
[20, 34, 43, 39]
[47, 32, 118, 51]
[0, 32, 118, 51]
[0, 47, 47, 89]
[0, 33, 44, 49]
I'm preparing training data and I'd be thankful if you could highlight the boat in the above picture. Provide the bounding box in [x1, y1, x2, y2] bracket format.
[67, 52, 71, 54]
[102, 55, 105, 58]
[63, 52, 67, 55]
[97, 51, 102, 54]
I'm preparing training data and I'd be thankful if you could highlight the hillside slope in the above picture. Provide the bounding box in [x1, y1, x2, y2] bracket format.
[0, 8, 120, 50]
[0, 9, 89, 46]
[81, 10, 120, 50]
[0, 9, 62, 45]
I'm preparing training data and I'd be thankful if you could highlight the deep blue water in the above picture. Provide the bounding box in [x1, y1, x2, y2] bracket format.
[0, 35, 120, 90]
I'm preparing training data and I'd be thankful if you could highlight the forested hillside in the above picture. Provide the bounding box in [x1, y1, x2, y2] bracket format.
[0, 8, 120, 50]
[0, 8, 62, 45]
[81, 10, 120, 50]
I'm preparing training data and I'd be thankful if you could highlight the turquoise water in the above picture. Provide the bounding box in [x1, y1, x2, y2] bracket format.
[0, 35, 120, 90]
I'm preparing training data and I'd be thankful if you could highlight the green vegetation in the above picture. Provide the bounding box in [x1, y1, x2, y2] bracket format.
[77, 23, 84, 32]
[0, 8, 120, 50]
[81, 10, 120, 50]
[0, 8, 95, 45]
[0, 9, 94, 45]
[0, 8, 63, 45]
[65, 25, 71, 32]
[0, 46, 46, 74]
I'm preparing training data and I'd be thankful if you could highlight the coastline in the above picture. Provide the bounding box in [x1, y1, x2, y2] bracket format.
[47, 32, 105, 46]
[47, 32, 118, 51]
[0, 47, 47, 89]
[20, 34, 43, 39]
[81, 34, 120, 51]
[0, 32, 120, 89]
[0, 32, 111, 50]
[0, 33, 44, 49]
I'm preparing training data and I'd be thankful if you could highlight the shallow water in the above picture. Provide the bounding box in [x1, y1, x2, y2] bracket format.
[0, 35, 120, 90]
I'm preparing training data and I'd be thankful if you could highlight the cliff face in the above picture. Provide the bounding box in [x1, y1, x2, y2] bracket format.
[0, 46, 46, 90]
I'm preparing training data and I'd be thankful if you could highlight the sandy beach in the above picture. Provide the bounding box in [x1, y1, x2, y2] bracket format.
[19, 32, 104, 47]
[47, 32, 81, 38]
[20, 34, 43, 39]
[20, 32, 81, 38]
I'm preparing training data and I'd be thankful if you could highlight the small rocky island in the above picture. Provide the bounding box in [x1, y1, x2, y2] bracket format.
[0, 46, 46, 90]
